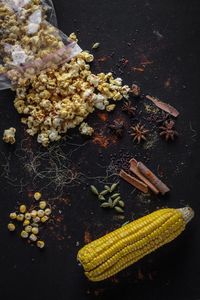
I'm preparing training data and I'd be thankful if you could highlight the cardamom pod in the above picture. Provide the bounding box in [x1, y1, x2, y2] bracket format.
[90, 185, 99, 195]
[100, 202, 111, 208]
[114, 206, 124, 213]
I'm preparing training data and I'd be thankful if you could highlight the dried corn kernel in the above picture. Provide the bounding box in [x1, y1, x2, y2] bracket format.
[23, 219, 30, 226]
[41, 216, 49, 223]
[9, 212, 17, 220]
[25, 213, 31, 220]
[34, 192, 41, 201]
[25, 226, 32, 233]
[16, 214, 24, 222]
[32, 227, 39, 235]
[21, 231, 29, 239]
[37, 210, 45, 218]
[8, 223, 16, 232]
[30, 210, 37, 218]
[39, 201, 47, 210]
[19, 205, 27, 213]
[44, 208, 52, 216]
[37, 240, 45, 249]
[29, 234, 37, 242]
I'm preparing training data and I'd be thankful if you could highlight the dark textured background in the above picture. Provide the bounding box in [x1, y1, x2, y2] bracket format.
[0, 0, 200, 299]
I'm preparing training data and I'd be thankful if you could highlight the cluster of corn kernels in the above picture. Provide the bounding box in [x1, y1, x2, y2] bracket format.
[7, 192, 51, 248]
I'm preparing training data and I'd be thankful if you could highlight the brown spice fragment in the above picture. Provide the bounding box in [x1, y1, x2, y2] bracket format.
[131, 84, 141, 96]
[146, 95, 179, 117]
[137, 162, 170, 195]
[119, 169, 148, 193]
[129, 159, 159, 194]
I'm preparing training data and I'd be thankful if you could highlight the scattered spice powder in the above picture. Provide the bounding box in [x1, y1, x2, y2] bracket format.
[93, 134, 110, 148]
[93, 133, 117, 148]
[97, 112, 109, 122]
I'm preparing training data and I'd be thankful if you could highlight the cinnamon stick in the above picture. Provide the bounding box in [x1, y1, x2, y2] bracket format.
[146, 95, 179, 118]
[129, 159, 159, 194]
[119, 169, 148, 194]
[137, 162, 170, 195]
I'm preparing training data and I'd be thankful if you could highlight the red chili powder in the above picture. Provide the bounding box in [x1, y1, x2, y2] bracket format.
[97, 112, 109, 122]
[93, 134, 110, 148]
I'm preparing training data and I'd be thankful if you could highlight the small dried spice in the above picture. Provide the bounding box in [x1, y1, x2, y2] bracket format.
[159, 120, 178, 141]
[109, 120, 124, 137]
[110, 182, 119, 192]
[131, 124, 149, 143]
[131, 84, 141, 97]
[122, 100, 136, 116]
[114, 207, 124, 213]
[90, 185, 99, 195]
[92, 42, 100, 49]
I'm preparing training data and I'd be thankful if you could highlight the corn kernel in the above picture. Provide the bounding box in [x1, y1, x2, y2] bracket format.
[9, 212, 17, 220]
[33, 216, 40, 223]
[34, 192, 41, 201]
[8, 223, 16, 231]
[29, 234, 37, 242]
[41, 216, 49, 223]
[39, 201, 47, 210]
[32, 227, 39, 235]
[30, 210, 37, 218]
[21, 230, 29, 239]
[37, 210, 45, 218]
[23, 219, 30, 226]
[19, 205, 27, 213]
[16, 214, 24, 222]
[44, 208, 52, 216]
[37, 240, 45, 249]
[25, 225, 32, 233]
[25, 213, 31, 220]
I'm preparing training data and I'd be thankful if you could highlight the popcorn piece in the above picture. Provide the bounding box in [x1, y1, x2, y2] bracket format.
[3, 128, 16, 144]
[79, 123, 94, 136]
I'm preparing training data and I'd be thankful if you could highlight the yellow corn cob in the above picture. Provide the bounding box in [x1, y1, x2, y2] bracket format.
[77, 207, 194, 281]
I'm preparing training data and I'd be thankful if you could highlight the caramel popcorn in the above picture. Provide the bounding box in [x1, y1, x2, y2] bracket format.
[3, 127, 16, 144]
[79, 123, 94, 136]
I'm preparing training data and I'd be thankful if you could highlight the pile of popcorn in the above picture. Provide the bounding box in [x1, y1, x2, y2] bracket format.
[0, 0, 130, 147]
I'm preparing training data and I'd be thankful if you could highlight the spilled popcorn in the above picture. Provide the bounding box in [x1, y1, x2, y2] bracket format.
[79, 122, 94, 136]
[3, 127, 16, 144]
[0, 0, 130, 147]
[14, 47, 129, 146]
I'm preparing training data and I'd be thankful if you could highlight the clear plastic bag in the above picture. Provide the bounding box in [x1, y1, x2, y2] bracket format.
[0, 0, 82, 90]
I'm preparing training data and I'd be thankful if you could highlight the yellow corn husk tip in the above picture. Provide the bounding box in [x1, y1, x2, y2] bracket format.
[77, 207, 194, 282]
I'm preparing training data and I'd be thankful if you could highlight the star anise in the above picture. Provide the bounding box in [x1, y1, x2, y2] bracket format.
[159, 120, 178, 141]
[122, 100, 136, 116]
[131, 123, 149, 143]
[108, 120, 124, 137]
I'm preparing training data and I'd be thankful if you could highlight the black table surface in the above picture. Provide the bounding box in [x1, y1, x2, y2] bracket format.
[0, 1, 200, 299]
